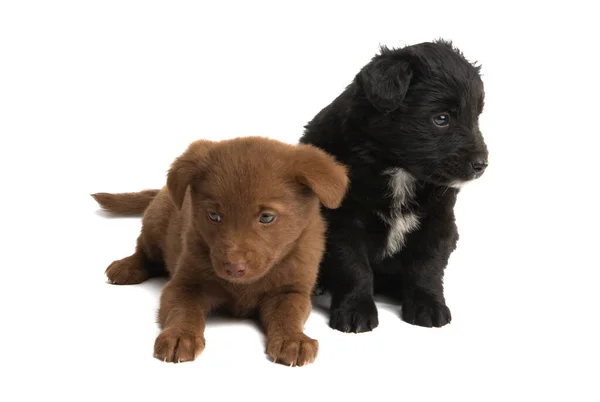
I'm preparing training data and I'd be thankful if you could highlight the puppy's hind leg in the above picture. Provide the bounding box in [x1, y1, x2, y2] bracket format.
[105, 253, 148, 285]
[105, 236, 166, 285]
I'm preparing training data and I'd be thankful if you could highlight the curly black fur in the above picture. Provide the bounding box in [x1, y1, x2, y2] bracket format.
[300, 39, 488, 332]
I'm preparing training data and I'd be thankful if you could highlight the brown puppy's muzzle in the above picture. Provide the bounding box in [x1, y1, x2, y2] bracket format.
[211, 241, 270, 284]
[224, 262, 247, 278]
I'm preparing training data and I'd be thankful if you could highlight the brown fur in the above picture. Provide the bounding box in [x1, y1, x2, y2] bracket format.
[92, 136, 349, 366]
[92, 190, 160, 214]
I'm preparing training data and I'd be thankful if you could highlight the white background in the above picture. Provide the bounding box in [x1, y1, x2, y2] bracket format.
[1, 1, 598, 401]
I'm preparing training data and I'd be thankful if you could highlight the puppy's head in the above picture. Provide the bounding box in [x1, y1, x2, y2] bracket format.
[356, 39, 488, 187]
[167, 137, 348, 284]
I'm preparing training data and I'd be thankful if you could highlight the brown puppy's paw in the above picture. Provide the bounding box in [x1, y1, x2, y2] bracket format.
[153, 328, 205, 363]
[105, 255, 148, 285]
[266, 333, 318, 367]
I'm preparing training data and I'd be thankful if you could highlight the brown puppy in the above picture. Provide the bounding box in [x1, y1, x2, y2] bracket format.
[92, 136, 348, 366]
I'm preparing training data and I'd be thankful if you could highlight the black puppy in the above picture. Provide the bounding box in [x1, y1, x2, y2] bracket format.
[300, 39, 488, 332]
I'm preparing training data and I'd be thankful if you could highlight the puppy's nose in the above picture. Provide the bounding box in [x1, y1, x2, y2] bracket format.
[225, 262, 246, 278]
[470, 157, 488, 174]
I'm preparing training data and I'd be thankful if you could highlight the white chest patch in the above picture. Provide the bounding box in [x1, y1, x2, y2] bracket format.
[378, 168, 420, 259]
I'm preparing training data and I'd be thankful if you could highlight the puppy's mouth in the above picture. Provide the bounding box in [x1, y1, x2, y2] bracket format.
[423, 171, 484, 189]
[221, 274, 260, 285]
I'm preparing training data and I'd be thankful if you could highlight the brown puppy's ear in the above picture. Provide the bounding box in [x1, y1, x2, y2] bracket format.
[357, 52, 412, 113]
[167, 140, 213, 209]
[293, 145, 349, 209]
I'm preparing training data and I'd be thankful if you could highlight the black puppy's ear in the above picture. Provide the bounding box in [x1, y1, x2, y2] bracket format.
[358, 57, 412, 112]
[167, 140, 213, 209]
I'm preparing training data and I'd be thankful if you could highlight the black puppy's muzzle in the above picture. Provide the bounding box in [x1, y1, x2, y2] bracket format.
[469, 131, 488, 178]
[470, 157, 488, 177]
[469, 151, 488, 179]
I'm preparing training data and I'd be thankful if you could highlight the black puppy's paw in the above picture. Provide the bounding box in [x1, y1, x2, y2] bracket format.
[330, 298, 379, 333]
[402, 297, 451, 328]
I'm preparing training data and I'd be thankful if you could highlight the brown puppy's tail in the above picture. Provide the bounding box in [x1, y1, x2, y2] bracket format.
[91, 189, 160, 215]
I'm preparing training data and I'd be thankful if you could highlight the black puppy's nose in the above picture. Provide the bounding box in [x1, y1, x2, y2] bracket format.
[471, 158, 488, 174]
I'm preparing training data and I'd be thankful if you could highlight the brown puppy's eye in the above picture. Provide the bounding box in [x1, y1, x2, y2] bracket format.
[259, 213, 275, 224]
[208, 212, 222, 222]
[432, 113, 450, 127]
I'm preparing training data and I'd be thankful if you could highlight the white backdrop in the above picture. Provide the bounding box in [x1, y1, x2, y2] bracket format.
[1, 1, 598, 401]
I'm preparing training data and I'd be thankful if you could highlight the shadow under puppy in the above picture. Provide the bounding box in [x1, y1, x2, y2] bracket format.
[92, 136, 348, 365]
[300, 39, 488, 332]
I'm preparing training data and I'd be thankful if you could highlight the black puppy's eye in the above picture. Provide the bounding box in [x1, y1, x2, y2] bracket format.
[432, 113, 450, 127]
[208, 212, 222, 222]
[259, 213, 275, 224]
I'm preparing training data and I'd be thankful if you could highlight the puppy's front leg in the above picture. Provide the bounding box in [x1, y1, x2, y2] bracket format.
[260, 291, 318, 367]
[400, 214, 458, 328]
[322, 230, 378, 333]
[153, 279, 209, 363]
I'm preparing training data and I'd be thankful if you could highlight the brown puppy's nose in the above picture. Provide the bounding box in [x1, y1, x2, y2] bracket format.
[225, 262, 246, 278]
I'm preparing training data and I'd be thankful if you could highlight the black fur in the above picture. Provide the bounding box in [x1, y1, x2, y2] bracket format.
[300, 39, 488, 332]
